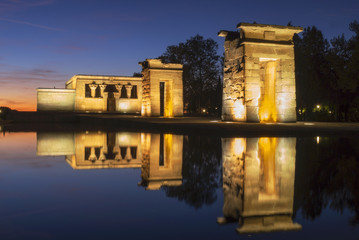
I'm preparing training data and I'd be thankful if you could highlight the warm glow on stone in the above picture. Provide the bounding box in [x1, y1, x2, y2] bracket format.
[259, 61, 278, 123]
[119, 102, 129, 110]
[140, 59, 183, 117]
[233, 99, 245, 120]
[220, 23, 302, 122]
[164, 83, 174, 117]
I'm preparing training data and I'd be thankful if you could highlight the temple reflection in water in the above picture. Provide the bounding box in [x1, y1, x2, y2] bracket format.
[37, 132, 301, 234]
[218, 137, 301, 233]
[37, 132, 183, 190]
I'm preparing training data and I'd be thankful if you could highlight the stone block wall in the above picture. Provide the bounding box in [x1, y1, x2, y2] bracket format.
[37, 88, 75, 111]
[222, 32, 246, 121]
[141, 69, 151, 116]
[140, 59, 183, 117]
[219, 23, 302, 122]
[66, 75, 142, 113]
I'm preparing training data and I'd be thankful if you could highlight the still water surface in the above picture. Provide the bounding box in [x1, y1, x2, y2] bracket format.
[0, 131, 358, 239]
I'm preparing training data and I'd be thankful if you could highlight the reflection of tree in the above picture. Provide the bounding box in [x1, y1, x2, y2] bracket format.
[295, 137, 359, 225]
[163, 136, 222, 209]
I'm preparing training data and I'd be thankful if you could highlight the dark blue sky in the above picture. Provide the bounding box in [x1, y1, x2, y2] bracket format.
[0, 0, 358, 110]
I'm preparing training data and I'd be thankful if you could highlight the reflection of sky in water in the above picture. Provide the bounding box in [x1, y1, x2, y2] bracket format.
[0, 132, 358, 239]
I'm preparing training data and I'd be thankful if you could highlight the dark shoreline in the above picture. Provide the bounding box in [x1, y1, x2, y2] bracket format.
[1, 111, 359, 137]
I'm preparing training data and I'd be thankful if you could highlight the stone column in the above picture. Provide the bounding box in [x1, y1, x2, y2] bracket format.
[89, 147, 97, 162]
[115, 84, 122, 98]
[99, 148, 106, 161]
[99, 84, 107, 98]
[89, 83, 98, 98]
[125, 85, 133, 98]
[103, 92, 108, 111]
[113, 92, 120, 111]
[125, 147, 132, 161]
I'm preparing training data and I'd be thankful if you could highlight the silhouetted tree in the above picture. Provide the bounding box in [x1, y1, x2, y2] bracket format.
[295, 21, 359, 121]
[294, 26, 331, 120]
[326, 21, 359, 121]
[327, 34, 353, 121]
[132, 72, 142, 77]
[159, 35, 221, 115]
[347, 20, 359, 120]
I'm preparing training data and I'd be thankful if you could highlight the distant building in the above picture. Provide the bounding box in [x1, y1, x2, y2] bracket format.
[37, 59, 183, 117]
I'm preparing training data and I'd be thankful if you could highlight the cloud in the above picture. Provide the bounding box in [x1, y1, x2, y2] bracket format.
[0, 17, 65, 32]
[0, 67, 66, 84]
[0, 0, 54, 13]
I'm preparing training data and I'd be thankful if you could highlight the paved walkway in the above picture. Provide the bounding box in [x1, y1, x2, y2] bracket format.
[77, 114, 359, 137]
[2, 112, 359, 136]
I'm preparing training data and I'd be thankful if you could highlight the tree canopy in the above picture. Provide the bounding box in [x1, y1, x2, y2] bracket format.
[295, 20, 359, 121]
[159, 35, 222, 115]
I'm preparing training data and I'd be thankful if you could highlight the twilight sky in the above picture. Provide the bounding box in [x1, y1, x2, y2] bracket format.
[0, 0, 358, 111]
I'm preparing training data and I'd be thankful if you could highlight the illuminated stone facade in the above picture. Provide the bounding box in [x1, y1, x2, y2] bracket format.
[218, 137, 301, 233]
[65, 75, 143, 113]
[140, 59, 183, 117]
[219, 23, 303, 122]
[37, 59, 183, 117]
[37, 88, 76, 111]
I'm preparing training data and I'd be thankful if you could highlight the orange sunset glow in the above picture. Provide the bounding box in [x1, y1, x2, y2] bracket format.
[0, 69, 67, 111]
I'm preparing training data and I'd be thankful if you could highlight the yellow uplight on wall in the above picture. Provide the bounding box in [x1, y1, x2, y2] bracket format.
[119, 102, 129, 110]
[233, 99, 245, 120]
[164, 82, 174, 118]
[259, 61, 278, 123]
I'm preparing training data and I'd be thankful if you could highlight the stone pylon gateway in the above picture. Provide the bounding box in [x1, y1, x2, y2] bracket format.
[219, 23, 303, 122]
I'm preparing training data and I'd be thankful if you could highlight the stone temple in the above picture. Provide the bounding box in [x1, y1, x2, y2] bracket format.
[219, 23, 303, 122]
[37, 59, 183, 117]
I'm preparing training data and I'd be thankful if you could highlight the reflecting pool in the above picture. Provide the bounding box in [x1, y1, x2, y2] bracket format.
[0, 131, 359, 239]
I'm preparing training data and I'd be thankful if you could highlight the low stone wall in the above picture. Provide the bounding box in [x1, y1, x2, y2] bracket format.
[37, 88, 75, 111]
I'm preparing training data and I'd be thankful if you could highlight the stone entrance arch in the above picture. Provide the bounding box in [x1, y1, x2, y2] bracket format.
[219, 23, 302, 122]
[139, 59, 183, 117]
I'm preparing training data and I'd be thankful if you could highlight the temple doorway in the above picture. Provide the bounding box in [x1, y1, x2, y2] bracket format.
[107, 92, 116, 112]
[160, 82, 165, 116]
